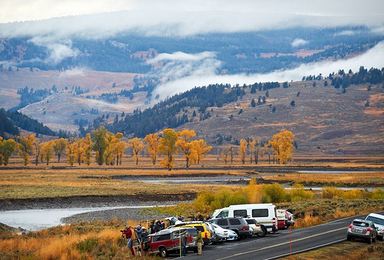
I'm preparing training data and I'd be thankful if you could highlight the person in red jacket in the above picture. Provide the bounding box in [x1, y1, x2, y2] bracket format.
[122, 226, 135, 255]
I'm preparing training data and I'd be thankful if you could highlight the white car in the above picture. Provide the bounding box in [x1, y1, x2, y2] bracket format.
[245, 218, 264, 236]
[365, 213, 384, 241]
[211, 223, 238, 241]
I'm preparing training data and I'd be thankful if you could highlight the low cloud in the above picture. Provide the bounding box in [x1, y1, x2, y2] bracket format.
[150, 41, 384, 102]
[58, 67, 86, 78]
[291, 38, 309, 47]
[0, 1, 384, 39]
[29, 37, 79, 64]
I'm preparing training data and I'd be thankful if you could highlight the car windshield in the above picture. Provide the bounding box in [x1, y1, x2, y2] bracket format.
[366, 216, 384, 226]
[352, 221, 369, 227]
[246, 219, 256, 224]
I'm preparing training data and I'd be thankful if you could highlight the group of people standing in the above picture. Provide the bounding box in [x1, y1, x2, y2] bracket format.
[121, 216, 205, 256]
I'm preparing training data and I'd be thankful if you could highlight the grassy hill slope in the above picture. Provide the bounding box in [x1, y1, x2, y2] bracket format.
[177, 80, 384, 157]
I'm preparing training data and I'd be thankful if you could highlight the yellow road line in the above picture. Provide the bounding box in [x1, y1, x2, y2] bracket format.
[215, 227, 347, 260]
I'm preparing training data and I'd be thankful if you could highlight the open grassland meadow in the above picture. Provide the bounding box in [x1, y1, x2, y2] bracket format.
[1, 155, 384, 259]
[2, 1, 384, 259]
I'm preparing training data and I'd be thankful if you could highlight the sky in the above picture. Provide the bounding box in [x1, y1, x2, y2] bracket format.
[1, 0, 384, 38]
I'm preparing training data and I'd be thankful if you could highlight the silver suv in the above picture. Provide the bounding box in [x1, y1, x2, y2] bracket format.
[365, 213, 384, 241]
[208, 217, 251, 240]
[347, 219, 377, 244]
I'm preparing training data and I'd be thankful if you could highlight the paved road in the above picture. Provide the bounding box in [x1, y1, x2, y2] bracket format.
[168, 211, 384, 260]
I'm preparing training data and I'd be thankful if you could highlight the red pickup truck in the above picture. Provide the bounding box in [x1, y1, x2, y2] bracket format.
[148, 228, 195, 257]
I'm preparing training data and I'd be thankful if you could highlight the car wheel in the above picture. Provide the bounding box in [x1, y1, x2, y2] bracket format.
[160, 247, 168, 258]
[257, 226, 267, 237]
[346, 235, 352, 241]
[368, 236, 373, 244]
[378, 235, 384, 241]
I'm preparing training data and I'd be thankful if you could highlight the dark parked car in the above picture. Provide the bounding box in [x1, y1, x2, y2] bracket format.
[208, 217, 251, 239]
[347, 219, 377, 244]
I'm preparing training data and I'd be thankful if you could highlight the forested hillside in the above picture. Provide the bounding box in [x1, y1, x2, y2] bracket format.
[87, 67, 384, 156]
[1, 27, 382, 74]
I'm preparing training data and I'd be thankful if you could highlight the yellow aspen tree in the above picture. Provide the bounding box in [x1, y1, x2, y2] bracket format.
[248, 138, 256, 164]
[268, 130, 295, 164]
[66, 139, 77, 166]
[159, 128, 178, 171]
[192, 139, 212, 165]
[83, 133, 93, 165]
[128, 137, 144, 166]
[18, 134, 35, 166]
[74, 139, 86, 165]
[238, 139, 248, 164]
[0, 137, 17, 166]
[116, 140, 126, 165]
[41, 141, 54, 165]
[53, 138, 67, 163]
[144, 133, 160, 165]
[176, 129, 197, 169]
[92, 126, 109, 165]
[246, 178, 263, 203]
[103, 132, 116, 165]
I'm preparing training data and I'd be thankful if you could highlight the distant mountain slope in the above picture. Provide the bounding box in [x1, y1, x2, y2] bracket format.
[0, 108, 68, 138]
[0, 109, 19, 137]
[94, 68, 384, 156]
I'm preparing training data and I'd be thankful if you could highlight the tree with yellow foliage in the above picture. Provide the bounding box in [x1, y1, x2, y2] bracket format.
[268, 130, 295, 164]
[238, 139, 248, 164]
[66, 138, 77, 166]
[192, 139, 212, 165]
[144, 133, 160, 165]
[74, 139, 86, 165]
[176, 129, 197, 169]
[159, 128, 178, 170]
[115, 139, 126, 165]
[41, 141, 54, 165]
[82, 133, 93, 165]
[53, 138, 67, 163]
[0, 137, 17, 166]
[18, 134, 35, 166]
[128, 137, 144, 165]
[103, 132, 123, 165]
[92, 126, 109, 165]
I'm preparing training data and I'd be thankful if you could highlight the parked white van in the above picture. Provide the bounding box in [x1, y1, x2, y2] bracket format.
[211, 204, 278, 233]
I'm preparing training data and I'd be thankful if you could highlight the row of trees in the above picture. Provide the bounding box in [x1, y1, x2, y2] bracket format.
[0, 127, 213, 170]
[0, 128, 294, 168]
[221, 130, 295, 165]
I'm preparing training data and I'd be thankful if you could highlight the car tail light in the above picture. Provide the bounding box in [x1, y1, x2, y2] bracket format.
[366, 228, 372, 232]
[242, 226, 246, 230]
[348, 225, 354, 229]
[205, 233, 207, 238]
[273, 217, 277, 225]
[256, 224, 260, 227]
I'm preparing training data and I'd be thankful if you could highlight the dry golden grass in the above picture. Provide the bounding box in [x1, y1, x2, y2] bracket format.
[264, 172, 384, 186]
[0, 160, 248, 199]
